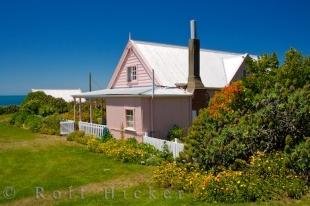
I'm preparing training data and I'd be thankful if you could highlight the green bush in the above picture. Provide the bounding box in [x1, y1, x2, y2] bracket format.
[153, 153, 308, 203]
[10, 112, 28, 127]
[21, 91, 68, 115]
[201, 153, 308, 202]
[145, 155, 164, 166]
[100, 128, 113, 142]
[24, 115, 43, 132]
[10, 91, 71, 134]
[285, 139, 310, 180]
[67, 131, 93, 145]
[181, 50, 310, 171]
[166, 125, 183, 141]
[0, 105, 19, 115]
[67, 131, 168, 165]
[160, 143, 173, 161]
[40, 115, 62, 135]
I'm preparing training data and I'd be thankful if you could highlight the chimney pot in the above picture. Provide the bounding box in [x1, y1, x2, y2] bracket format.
[190, 20, 197, 39]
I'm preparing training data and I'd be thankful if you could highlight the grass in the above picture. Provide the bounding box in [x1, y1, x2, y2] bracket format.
[0, 114, 309, 206]
[0, 145, 150, 203]
[0, 123, 39, 143]
[0, 118, 152, 205]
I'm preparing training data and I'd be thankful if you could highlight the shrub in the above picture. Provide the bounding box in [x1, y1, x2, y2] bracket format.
[152, 162, 189, 190]
[285, 139, 310, 180]
[11, 91, 69, 132]
[67, 131, 86, 141]
[40, 115, 62, 135]
[207, 81, 243, 119]
[24, 115, 43, 132]
[67, 131, 168, 165]
[10, 112, 28, 127]
[0, 105, 19, 115]
[100, 128, 113, 142]
[154, 153, 308, 203]
[160, 143, 173, 161]
[145, 155, 164, 166]
[182, 70, 310, 171]
[166, 125, 183, 141]
[21, 99, 41, 114]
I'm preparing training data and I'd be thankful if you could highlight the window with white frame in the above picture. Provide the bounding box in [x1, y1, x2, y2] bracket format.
[125, 109, 134, 128]
[132, 66, 137, 80]
[127, 66, 137, 82]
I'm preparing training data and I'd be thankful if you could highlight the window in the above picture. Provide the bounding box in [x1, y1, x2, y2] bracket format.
[125, 109, 134, 128]
[127, 66, 137, 82]
[132, 66, 137, 80]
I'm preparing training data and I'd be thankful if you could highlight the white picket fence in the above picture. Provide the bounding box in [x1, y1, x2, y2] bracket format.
[143, 133, 184, 158]
[78, 121, 107, 137]
[60, 121, 184, 158]
[60, 120, 75, 135]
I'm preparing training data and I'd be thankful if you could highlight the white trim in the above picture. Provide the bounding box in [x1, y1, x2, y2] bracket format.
[125, 107, 135, 129]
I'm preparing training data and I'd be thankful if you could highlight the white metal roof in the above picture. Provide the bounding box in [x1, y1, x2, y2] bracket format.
[72, 86, 191, 98]
[133, 40, 251, 88]
[31, 89, 84, 102]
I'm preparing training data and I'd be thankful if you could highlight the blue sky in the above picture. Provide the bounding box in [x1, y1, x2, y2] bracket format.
[0, 0, 309, 95]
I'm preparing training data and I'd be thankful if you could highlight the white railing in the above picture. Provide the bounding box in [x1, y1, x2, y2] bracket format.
[78, 121, 107, 138]
[60, 120, 75, 135]
[143, 133, 184, 158]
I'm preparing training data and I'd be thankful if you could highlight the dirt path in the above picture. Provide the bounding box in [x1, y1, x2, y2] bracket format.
[2, 172, 150, 206]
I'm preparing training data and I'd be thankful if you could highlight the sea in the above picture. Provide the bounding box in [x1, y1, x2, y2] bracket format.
[0, 95, 26, 106]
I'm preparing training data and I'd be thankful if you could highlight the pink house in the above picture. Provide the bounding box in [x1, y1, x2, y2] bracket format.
[73, 21, 255, 141]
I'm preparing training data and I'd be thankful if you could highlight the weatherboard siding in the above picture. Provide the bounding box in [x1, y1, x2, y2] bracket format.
[112, 49, 152, 88]
[106, 97, 144, 142]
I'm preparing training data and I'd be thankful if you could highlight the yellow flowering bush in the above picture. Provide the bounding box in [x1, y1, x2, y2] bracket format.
[153, 156, 308, 203]
[67, 132, 168, 164]
[152, 162, 214, 193]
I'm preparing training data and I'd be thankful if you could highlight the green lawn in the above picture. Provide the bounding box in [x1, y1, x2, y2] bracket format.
[0, 120, 152, 205]
[0, 123, 38, 143]
[0, 116, 309, 206]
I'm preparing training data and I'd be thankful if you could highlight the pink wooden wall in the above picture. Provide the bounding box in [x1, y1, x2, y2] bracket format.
[105, 96, 192, 140]
[112, 49, 153, 88]
[105, 97, 144, 142]
[144, 96, 192, 138]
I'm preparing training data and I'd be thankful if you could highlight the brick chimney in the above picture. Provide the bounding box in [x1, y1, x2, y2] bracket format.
[187, 20, 204, 92]
[187, 20, 209, 115]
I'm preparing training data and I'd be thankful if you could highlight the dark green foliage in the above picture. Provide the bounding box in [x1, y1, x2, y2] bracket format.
[20, 91, 68, 115]
[11, 91, 69, 135]
[155, 49, 309, 203]
[24, 115, 43, 132]
[285, 138, 310, 180]
[160, 142, 174, 161]
[0, 105, 19, 115]
[181, 49, 310, 172]
[100, 127, 113, 142]
[40, 115, 62, 135]
[166, 125, 183, 141]
[10, 112, 28, 127]
[67, 131, 85, 142]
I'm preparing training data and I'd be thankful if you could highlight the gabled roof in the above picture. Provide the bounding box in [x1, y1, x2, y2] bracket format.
[132, 40, 252, 88]
[72, 86, 191, 98]
[31, 89, 84, 102]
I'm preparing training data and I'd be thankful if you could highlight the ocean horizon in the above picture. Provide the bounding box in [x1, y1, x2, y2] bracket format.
[0, 95, 26, 106]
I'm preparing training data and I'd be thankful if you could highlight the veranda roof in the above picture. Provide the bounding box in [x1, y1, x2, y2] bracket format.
[72, 86, 191, 98]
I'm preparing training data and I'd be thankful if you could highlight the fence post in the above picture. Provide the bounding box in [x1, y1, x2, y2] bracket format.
[143, 132, 148, 143]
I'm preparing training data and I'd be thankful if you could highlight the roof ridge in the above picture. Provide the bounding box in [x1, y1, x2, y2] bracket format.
[131, 39, 246, 55]
[220, 57, 229, 85]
